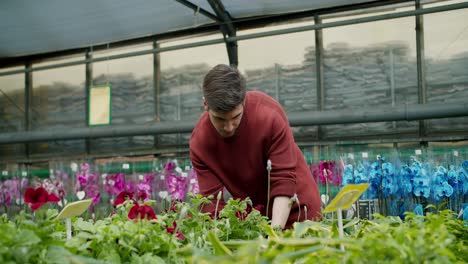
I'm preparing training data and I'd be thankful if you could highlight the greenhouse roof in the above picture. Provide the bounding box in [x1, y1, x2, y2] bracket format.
[0, 0, 389, 62]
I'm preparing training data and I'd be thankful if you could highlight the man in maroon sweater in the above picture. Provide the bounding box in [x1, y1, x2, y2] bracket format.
[190, 64, 321, 229]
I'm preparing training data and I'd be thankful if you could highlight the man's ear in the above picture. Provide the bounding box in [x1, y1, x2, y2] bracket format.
[202, 97, 209, 111]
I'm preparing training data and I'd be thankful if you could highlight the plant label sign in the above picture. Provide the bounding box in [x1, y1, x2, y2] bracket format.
[56, 198, 93, 219]
[323, 183, 370, 213]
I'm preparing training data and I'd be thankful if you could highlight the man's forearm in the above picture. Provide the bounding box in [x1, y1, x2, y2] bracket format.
[270, 196, 291, 229]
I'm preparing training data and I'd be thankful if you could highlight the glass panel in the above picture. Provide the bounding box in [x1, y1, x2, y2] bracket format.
[159, 34, 228, 147]
[31, 57, 86, 156]
[91, 44, 154, 152]
[238, 21, 318, 141]
[322, 5, 418, 139]
[424, 0, 468, 134]
[0, 70, 25, 157]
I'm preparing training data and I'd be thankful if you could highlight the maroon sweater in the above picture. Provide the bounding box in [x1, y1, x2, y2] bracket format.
[190, 91, 321, 228]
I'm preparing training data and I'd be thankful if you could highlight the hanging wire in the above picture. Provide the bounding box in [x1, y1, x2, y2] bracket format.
[106, 43, 110, 86]
[90, 45, 94, 87]
[435, 22, 468, 60]
[0, 82, 41, 129]
[0, 88, 25, 114]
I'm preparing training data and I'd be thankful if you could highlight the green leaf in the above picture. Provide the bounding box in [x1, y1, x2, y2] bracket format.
[46, 209, 59, 220]
[206, 232, 232, 256]
[123, 221, 138, 233]
[14, 230, 41, 246]
[130, 253, 166, 264]
[74, 219, 96, 233]
[275, 245, 326, 261]
[263, 225, 280, 240]
[343, 218, 360, 229]
[98, 248, 121, 263]
[46, 245, 110, 264]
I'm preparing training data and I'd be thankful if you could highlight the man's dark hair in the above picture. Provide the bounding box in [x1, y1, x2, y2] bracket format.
[202, 64, 246, 113]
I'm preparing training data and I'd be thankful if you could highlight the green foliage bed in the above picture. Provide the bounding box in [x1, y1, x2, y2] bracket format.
[0, 196, 466, 264]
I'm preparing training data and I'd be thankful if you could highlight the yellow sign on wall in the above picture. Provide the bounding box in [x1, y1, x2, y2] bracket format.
[88, 85, 111, 126]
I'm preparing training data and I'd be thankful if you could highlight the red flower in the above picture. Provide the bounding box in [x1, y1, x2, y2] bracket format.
[166, 221, 177, 233]
[166, 221, 185, 240]
[114, 191, 133, 206]
[135, 191, 147, 202]
[24, 187, 60, 211]
[168, 201, 177, 212]
[128, 204, 156, 220]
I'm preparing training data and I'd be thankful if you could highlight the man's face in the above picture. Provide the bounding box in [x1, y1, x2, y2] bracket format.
[205, 103, 244, 138]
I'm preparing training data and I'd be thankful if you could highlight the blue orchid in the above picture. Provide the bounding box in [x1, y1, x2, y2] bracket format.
[413, 204, 424, 216]
[462, 160, 468, 171]
[382, 162, 397, 198]
[456, 167, 468, 194]
[434, 181, 454, 199]
[342, 164, 354, 185]
[413, 185, 430, 198]
[367, 161, 383, 199]
[399, 165, 414, 197]
[354, 163, 368, 183]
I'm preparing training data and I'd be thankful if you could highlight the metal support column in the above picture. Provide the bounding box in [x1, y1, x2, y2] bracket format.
[207, 0, 238, 66]
[153, 41, 161, 149]
[24, 61, 33, 157]
[416, 0, 427, 138]
[315, 15, 325, 141]
[85, 50, 93, 154]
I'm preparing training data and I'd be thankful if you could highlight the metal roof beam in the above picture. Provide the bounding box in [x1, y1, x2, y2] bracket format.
[1, 102, 467, 144]
[173, 0, 222, 23]
[2, 1, 468, 72]
[207, 0, 238, 66]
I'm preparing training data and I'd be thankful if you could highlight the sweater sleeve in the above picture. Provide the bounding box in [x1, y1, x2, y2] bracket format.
[190, 146, 226, 215]
[266, 113, 297, 199]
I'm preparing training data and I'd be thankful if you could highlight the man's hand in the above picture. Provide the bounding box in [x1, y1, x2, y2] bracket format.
[270, 196, 291, 229]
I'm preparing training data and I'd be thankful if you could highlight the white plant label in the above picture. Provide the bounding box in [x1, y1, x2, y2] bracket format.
[415, 149, 422, 155]
[77, 191, 86, 200]
[361, 152, 368, 158]
[122, 163, 130, 169]
[70, 162, 78, 172]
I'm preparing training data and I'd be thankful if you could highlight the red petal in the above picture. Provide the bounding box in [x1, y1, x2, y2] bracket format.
[141, 205, 156, 220]
[136, 192, 147, 201]
[24, 187, 35, 203]
[35, 187, 49, 204]
[30, 202, 44, 211]
[176, 232, 185, 240]
[128, 204, 140, 219]
[48, 193, 60, 202]
[114, 191, 133, 206]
